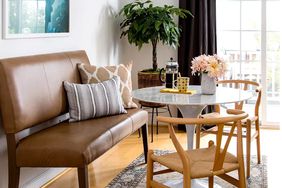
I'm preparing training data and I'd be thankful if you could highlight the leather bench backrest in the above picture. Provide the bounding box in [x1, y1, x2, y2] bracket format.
[0, 51, 90, 133]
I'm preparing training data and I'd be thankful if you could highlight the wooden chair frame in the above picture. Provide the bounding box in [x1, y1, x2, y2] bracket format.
[196, 79, 261, 178]
[147, 109, 248, 188]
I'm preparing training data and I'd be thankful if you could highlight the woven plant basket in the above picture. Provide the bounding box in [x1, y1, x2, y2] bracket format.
[137, 71, 164, 89]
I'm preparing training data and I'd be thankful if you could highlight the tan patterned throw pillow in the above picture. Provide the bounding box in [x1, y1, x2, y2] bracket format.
[78, 63, 138, 108]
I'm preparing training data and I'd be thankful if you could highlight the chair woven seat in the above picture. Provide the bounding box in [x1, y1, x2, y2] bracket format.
[151, 145, 238, 179]
[200, 112, 221, 118]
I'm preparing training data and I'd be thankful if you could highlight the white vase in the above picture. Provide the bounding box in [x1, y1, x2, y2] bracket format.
[201, 73, 216, 95]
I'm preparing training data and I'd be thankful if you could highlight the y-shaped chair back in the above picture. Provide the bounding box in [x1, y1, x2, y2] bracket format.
[217, 80, 261, 117]
[147, 109, 248, 188]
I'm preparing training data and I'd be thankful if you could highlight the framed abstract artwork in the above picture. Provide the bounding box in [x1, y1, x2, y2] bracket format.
[2, 0, 70, 39]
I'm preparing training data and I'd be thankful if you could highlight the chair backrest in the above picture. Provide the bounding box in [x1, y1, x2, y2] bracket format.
[157, 109, 248, 175]
[0, 51, 90, 134]
[217, 80, 261, 117]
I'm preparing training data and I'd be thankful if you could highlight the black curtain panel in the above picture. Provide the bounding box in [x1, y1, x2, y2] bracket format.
[178, 0, 217, 84]
[177, 0, 217, 130]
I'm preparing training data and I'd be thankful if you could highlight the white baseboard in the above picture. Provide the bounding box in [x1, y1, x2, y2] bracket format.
[21, 168, 66, 188]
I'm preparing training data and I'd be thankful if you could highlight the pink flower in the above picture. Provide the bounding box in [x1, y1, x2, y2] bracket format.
[191, 55, 208, 75]
[191, 54, 227, 78]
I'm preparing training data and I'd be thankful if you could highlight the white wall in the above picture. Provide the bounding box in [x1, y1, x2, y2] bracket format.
[0, 0, 121, 187]
[119, 0, 179, 89]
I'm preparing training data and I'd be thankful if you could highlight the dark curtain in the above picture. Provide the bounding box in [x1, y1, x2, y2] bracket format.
[177, 0, 217, 130]
[178, 0, 217, 84]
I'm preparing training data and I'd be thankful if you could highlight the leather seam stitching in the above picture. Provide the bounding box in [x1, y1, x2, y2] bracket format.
[42, 63, 52, 103]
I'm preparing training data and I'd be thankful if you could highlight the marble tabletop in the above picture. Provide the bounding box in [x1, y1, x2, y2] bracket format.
[132, 85, 253, 106]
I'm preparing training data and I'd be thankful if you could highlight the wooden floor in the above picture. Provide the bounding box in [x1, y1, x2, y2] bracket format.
[43, 126, 282, 188]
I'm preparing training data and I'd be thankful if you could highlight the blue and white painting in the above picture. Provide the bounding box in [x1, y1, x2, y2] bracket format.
[45, 0, 69, 33]
[5, 0, 69, 37]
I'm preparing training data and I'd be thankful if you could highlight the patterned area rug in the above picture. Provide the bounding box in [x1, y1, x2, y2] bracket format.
[107, 150, 267, 188]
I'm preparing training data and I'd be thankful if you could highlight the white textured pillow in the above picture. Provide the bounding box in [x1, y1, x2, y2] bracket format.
[64, 76, 127, 122]
[78, 63, 138, 109]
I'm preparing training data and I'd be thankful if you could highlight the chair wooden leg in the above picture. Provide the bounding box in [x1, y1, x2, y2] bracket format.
[196, 125, 201, 149]
[137, 105, 144, 138]
[167, 105, 172, 117]
[255, 119, 261, 164]
[167, 106, 172, 139]
[156, 108, 159, 135]
[146, 150, 154, 188]
[151, 108, 155, 143]
[183, 170, 191, 188]
[238, 167, 246, 188]
[237, 123, 246, 188]
[77, 166, 89, 188]
[246, 120, 251, 178]
[8, 166, 20, 188]
[7, 134, 20, 188]
[141, 123, 149, 163]
[208, 176, 214, 188]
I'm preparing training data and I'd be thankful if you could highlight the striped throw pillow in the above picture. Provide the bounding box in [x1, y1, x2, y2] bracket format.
[64, 76, 127, 122]
[78, 63, 138, 109]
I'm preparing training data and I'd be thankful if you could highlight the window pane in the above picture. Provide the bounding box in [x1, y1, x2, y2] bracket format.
[267, 31, 280, 52]
[241, 31, 261, 51]
[241, 0, 261, 30]
[266, 63, 280, 98]
[267, 32, 280, 62]
[266, 60, 280, 122]
[266, 1, 281, 31]
[217, 0, 240, 30]
[240, 61, 261, 82]
[266, 30, 280, 122]
[218, 31, 240, 51]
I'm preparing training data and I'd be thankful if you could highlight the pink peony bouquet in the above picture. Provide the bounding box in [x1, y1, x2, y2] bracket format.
[191, 54, 227, 78]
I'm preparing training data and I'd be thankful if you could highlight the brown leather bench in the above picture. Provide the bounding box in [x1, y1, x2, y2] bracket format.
[0, 51, 148, 188]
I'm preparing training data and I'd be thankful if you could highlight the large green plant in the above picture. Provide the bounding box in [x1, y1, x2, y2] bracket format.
[119, 0, 193, 71]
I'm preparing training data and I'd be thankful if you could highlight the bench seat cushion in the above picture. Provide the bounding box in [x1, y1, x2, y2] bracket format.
[16, 109, 147, 167]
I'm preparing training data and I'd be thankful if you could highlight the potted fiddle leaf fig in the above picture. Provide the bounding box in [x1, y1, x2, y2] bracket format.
[119, 0, 193, 87]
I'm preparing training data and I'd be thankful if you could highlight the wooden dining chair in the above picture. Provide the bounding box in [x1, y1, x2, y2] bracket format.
[147, 109, 248, 188]
[196, 79, 261, 178]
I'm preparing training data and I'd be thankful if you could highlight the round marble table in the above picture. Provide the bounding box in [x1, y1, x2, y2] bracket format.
[132, 85, 253, 150]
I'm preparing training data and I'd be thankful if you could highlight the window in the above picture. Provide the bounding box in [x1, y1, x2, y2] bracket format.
[217, 0, 281, 126]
